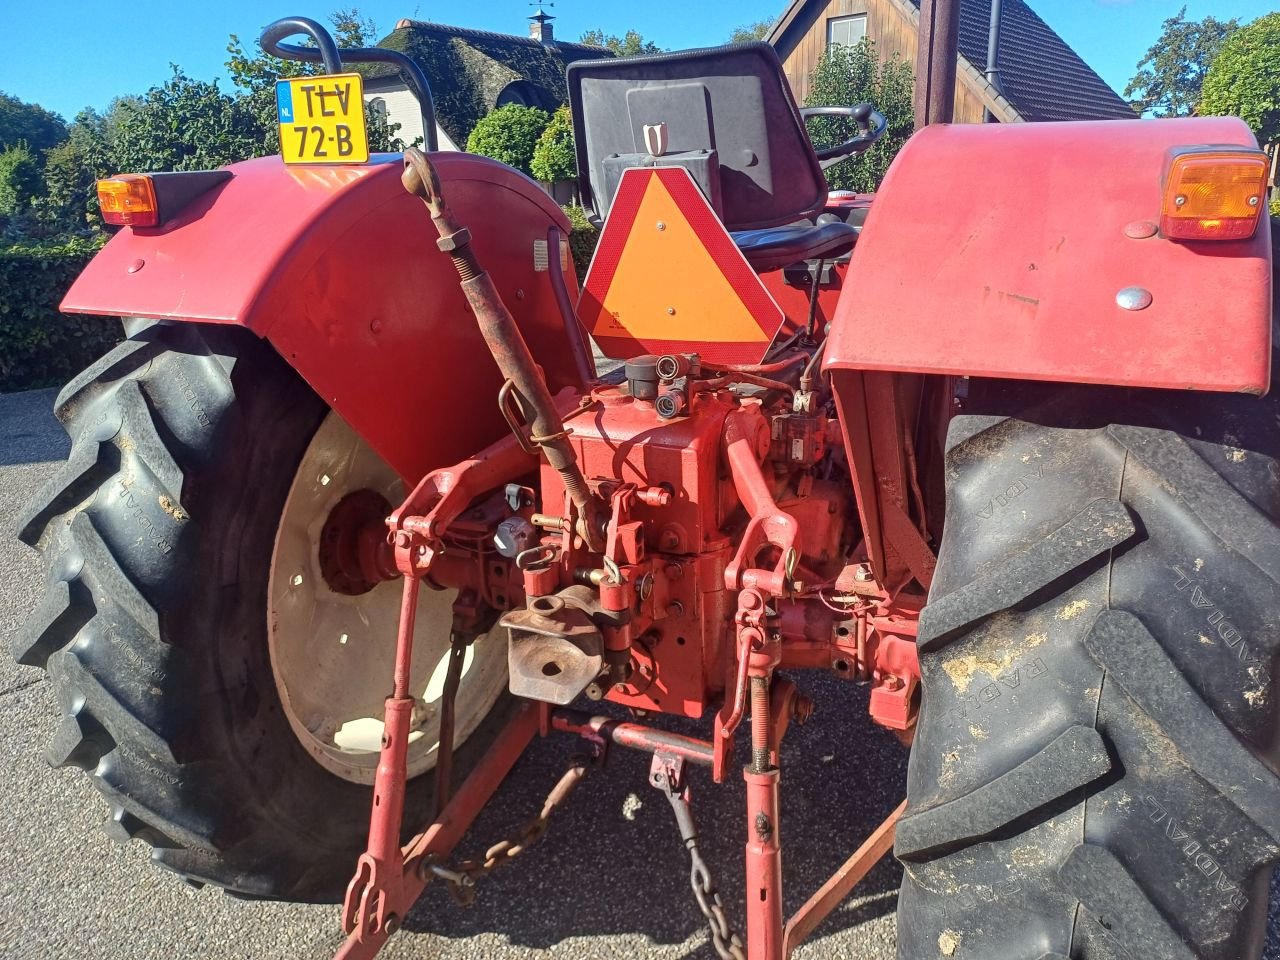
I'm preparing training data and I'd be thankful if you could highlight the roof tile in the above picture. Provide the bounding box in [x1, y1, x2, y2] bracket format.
[948, 0, 1135, 121]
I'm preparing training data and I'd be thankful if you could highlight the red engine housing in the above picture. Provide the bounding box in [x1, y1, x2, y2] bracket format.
[537, 382, 740, 718]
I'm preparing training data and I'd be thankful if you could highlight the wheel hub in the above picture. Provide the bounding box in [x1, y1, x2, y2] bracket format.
[267, 412, 508, 785]
[317, 489, 397, 595]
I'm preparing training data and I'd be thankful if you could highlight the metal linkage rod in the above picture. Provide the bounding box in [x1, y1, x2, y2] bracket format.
[551, 708, 715, 766]
[401, 149, 607, 550]
[781, 800, 906, 957]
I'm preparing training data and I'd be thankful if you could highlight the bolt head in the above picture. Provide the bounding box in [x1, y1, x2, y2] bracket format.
[1116, 286, 1153, 311]
[1174, 195, 1187, 207]
[1123, 219, 1158, 240]
[1250, 195, 1261, 207]
[656, 221, 666, 231]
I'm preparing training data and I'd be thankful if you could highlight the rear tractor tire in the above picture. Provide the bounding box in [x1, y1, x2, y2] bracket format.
[13, 322, 512, 901]
[896, 364, 1280, 960]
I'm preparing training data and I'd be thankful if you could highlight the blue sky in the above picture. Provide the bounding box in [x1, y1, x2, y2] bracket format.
[2, 0, 1275, 121]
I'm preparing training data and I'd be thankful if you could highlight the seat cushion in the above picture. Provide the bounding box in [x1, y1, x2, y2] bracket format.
[730, 221, 860, 273]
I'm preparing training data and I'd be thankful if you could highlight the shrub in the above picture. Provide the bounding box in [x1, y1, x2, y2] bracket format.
[0, 141, 42, 217]
[466, 104, 551, 176]
[805, 39, 914, 194]
[562, 204, 599, 283]
[1201, 13, 1280, 144]
[0, 236, 120, 392]
[531, 107, 577, 183]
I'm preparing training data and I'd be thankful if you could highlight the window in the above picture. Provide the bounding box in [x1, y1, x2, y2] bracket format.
[827, 14, 867, 48]
[496, 81, 539, 109]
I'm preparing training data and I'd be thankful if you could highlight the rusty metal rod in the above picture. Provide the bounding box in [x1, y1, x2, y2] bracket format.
[750, 676, 771, 773]
[781, 799, 906, 957]
[401, 149, 606, 548]
[551, 709, 715, 766]
[431, 634, 469, 819]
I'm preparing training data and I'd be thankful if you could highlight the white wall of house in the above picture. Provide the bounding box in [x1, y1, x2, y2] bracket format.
[365, 86, 458, 151]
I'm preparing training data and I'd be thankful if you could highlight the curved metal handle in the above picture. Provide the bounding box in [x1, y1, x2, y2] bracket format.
[259, 16, 439, 152]
[260, 17, 344, 74]
[800, 103, 888, 170]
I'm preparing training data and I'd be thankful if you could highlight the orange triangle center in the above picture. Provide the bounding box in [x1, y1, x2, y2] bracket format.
[585, 172, 774, 346]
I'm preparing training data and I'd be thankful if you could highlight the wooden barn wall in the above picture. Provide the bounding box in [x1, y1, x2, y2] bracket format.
[778, 0, 987, 123]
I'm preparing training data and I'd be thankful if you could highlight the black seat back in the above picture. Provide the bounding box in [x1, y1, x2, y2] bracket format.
[566, 43, 828, 232]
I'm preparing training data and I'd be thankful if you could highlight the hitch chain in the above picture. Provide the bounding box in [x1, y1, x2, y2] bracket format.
[650, 755, 746, 960]
[427, 752, 593, 906]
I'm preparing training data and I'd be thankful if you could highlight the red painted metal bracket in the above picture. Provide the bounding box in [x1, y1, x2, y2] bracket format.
[332, 703, 540, 960]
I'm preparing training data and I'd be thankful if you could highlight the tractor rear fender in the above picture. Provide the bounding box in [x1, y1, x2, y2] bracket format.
[824, 116, 1273, 394]
[62, 152, 583, 482]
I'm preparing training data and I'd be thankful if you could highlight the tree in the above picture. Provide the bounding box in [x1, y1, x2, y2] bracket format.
[1124, 6, 1239, 117]
[730, 21, 774, 43]
[0, 93, 67, 154]
[466, 105, 551, 176]
[1201, 13, 1280, 145]
[66, 104, 132, 181]
[330, 7, 379, 48]
[227, 8, 400, 154]
[805, 39, 913, 194]
[531, 106, 576, 183]
[0, 142, 42, 217]
[38, 140, 94, 228]
[110, 68, 262, 174]
[579, 29, 662, 56]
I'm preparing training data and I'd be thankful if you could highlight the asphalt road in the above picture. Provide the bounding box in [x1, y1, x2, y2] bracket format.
[0, 386, 1277, 960]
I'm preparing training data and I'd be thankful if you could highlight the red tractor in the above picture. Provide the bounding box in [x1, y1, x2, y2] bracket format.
[15, 6, 1279, 959]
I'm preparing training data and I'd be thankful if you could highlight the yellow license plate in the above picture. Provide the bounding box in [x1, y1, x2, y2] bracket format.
[276, 73, 369, 165]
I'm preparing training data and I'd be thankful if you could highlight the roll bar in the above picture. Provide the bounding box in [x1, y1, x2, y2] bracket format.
[259, 16, 439, 152]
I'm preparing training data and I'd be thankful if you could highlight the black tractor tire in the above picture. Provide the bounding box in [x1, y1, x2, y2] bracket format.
[13, 321, 514, 902]
[895, 341, 1280, 960]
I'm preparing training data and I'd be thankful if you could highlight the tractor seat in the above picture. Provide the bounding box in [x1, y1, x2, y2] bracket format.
[731, 221, 860, 274]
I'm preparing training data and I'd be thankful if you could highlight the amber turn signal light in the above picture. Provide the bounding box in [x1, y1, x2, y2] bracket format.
[1160, 147, 1269, 242]
[97, 174, 160, 227]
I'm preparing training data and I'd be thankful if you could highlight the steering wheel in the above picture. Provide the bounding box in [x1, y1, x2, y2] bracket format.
[800, 103, 888, 170]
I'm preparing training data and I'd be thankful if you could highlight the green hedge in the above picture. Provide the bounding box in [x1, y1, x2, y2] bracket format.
[0, 237, 121, 392]
[563, 204, 599, 284]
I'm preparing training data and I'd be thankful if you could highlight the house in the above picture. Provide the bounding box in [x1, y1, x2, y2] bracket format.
[365, 10, 614, 150]
[768, 0, 1136, 123]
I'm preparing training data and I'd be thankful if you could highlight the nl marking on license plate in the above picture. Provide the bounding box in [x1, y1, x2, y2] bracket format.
[276, 73, 370, 165]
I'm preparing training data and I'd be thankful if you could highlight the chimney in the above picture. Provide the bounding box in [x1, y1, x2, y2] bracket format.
[529, 6, 555, 43]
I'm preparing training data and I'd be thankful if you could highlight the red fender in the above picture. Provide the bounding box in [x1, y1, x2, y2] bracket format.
[62, 152, 583, 482]
[824, 117, 1273, 394]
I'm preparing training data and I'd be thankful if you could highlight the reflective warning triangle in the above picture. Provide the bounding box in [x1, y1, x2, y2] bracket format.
[578, 167, 785, 365]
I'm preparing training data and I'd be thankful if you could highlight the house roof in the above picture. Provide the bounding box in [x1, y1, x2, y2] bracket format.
[769, 0, 1135, 122]
[371, 20, 614, 144]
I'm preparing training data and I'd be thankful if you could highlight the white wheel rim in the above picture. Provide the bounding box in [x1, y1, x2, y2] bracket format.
[267, 412, 509, 785]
